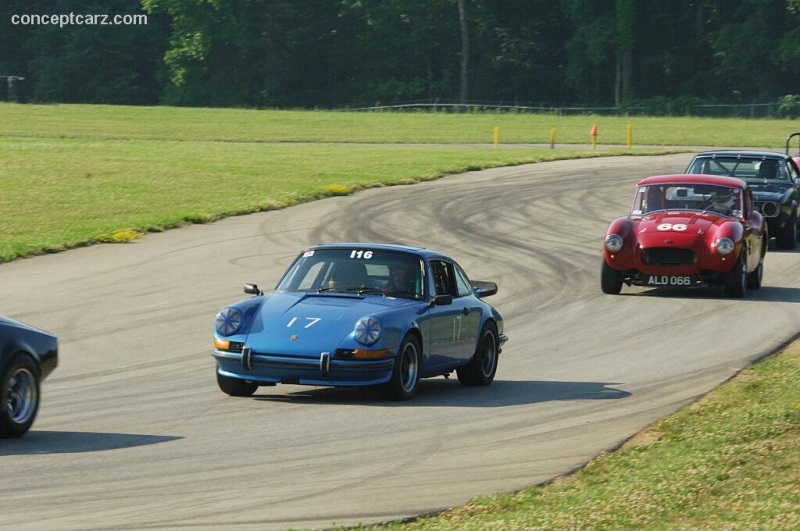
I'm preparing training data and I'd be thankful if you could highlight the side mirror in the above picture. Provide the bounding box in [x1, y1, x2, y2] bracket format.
[429, 294, 453, 307]
[244, 283, 262, 296]
[471, 281, 498, 298]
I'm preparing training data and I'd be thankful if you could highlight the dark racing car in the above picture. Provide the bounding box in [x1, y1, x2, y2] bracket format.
[1, 316, 58, 438]
[602, 174, 767, 297]
[686, 150, 800, 249]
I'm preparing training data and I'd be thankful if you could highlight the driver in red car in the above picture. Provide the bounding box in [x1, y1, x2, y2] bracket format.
[708, 189, 735, 215]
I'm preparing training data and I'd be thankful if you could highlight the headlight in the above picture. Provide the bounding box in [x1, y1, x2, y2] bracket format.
[215, 307, 242, 336]
[605, 234, 624, 253]
[355, 317, 381, 346]
[715, 237, 735, 256]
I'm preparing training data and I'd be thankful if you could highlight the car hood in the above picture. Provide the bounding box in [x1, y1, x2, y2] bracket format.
[633, 211, 731, 249]
[748, 182, 791, 202]
[638, 211, 722, 234]
[244, 292, 409, 355]
[0, 315, 55, 338]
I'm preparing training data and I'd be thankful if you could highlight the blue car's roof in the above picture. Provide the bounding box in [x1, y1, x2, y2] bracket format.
[305, 242, 447, 260]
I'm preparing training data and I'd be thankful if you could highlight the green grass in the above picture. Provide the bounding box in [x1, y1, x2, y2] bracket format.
[4, 102, 800, 147]
[9, 102, 800, 263]
[1, 103, 686, 262]
[357, 345, 800, 530]
[3, 102, 800, 529]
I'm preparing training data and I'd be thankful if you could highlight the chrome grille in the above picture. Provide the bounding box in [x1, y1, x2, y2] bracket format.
[642, 247, 696, 266]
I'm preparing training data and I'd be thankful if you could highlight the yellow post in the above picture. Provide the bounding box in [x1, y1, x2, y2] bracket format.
[627, 124, 633, 149]
[550, 127, 556, 149]
[494, 126, 499, 149]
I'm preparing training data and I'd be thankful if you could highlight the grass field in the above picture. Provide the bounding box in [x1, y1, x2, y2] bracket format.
[3, 102, 800, 529]
[364, 344, 800, 530]
[1, 103, 691, 263]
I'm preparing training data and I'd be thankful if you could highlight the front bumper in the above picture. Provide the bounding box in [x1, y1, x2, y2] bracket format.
[212, 349, 395, 387]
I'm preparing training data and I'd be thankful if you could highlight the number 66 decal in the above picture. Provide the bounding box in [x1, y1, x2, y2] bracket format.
[657, 223, 687, 231]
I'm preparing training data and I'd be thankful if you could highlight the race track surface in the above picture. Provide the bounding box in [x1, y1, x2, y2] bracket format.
[2, 153, 800, 530]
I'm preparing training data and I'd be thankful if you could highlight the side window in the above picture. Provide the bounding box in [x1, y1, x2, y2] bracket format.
[454, 265, 472, 297]
[789, 161, 800, 182]
[777, 161, 791, 181]
[430, 260, 454, 296]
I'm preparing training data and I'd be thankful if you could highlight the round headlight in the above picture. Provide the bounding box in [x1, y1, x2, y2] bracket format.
[355, 317, 381, 346]
[715, 237, 735, 256]
[215, 307, 242, 336]
[605, 234, 624, 253]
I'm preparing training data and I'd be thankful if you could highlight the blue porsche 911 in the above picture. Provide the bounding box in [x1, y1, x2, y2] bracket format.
[212, 243, 507, 400]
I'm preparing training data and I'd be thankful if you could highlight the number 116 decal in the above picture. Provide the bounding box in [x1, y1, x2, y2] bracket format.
[350, 250, 373, 259]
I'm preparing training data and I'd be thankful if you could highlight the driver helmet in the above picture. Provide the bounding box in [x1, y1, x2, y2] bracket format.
[711, 189, 734, 212]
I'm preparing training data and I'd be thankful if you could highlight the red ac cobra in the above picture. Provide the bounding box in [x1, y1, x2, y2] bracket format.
[601, 174, 767, 297]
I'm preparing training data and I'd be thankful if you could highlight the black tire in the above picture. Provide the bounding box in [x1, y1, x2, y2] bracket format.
[0, 354, 40, 438]
[776, 212, 797, 250]
[601, 259, 623, 294]
[723, 250, 747, 298]
[216, 369, 258, 397]
[747, 254, 764, 290]
[457, 322, 499, 387]
[383, 334, 420, 401]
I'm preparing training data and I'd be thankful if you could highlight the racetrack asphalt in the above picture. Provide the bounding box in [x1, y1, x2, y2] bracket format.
[2, 153, 799, 530]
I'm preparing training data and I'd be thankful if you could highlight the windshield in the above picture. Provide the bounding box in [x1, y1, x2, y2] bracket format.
[688, 156, 790, 182]
[631, 183, 743, 218]
[276, 248, 425, 299]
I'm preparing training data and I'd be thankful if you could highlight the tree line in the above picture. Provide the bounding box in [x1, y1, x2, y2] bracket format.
[2, 0, 800, 112]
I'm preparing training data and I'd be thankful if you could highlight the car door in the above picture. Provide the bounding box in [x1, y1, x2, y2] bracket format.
[451, 262, 481, 362]
[742, 187, 765, 271]
[426, 259, 456, 370]
[426, 259, 482, 369]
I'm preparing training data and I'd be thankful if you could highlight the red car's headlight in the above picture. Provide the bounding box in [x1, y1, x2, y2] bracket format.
[605, 234, 624, 253]
[715, 237, 735, 255]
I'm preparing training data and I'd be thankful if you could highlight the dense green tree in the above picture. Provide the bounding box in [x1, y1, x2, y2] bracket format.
[1, 0, 167, 104]
[706, 0, 800, 101]
[5, 0, 800, 109]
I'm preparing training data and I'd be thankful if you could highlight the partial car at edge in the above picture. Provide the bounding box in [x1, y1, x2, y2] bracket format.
[212, 243, 508, 400]
[601, 174, 767, 297]
[686, 150, 800, 249]
[1, 316, 58, 438]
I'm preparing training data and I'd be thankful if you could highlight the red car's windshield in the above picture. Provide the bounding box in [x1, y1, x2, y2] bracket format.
[631, 183, 743, 218]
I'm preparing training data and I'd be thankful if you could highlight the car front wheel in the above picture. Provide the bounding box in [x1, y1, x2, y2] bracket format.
[0, 354, 40, 438]
[216, 369, 259, 397]
[724, 250, 747, 297]
[747, 253, 764, 290]
[383, 334, 420, 401]
[601, 259, 623, 294]
[457, 322, 498, 386]
[777, 212, 798, 250]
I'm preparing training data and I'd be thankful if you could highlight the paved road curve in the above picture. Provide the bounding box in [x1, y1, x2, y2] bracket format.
[2, 154, 800, 530]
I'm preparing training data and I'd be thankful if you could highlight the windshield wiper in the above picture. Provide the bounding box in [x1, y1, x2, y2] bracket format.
[343, 286, 385, 295]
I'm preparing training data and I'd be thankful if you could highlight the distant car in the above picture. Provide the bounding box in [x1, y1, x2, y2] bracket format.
[212, 243, 507, 400]
[685, 150, 800, 249]
[601, 174, 767, 297]
[1, 316, 58, 438]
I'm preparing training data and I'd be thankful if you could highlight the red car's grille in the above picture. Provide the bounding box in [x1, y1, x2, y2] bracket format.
[642, 247, 697, 266]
